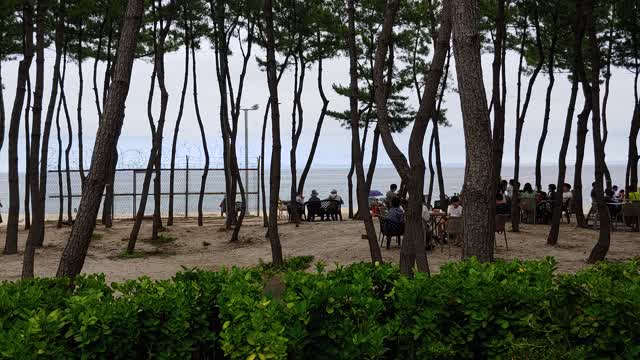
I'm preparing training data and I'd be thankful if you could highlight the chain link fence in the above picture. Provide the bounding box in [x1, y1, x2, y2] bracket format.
[45, 157, 260, 220]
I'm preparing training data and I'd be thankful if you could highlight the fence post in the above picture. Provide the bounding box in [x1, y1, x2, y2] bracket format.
[185, 156, 189, 218]
[257, 156, 260, 217]
[132, 170, 137, 219]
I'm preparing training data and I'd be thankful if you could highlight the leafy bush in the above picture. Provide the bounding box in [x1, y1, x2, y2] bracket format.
[1, 259, 639, 359]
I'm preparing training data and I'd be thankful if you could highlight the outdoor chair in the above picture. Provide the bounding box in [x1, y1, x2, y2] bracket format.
[306, 201, 323, 222]
[220, 200, 245, 217]
[434, 199, 449, 212]
[446, 216, 464, 247]
[495, 214, 509, 251]
[379, 216, 404, 250]
[321, 199, 342, 221]
[622, 202, 640, 232]
[520, 198, 536, 224]
[286, 202, 306, 222]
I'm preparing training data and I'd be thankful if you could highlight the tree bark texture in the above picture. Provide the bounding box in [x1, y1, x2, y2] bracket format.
[3, 3, 34, 255]
[451, 0, 495, 262]
[263, 0, 284, 266]
[56, 0, 144, 279]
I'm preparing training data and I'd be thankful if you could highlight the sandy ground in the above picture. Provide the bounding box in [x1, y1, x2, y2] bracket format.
[1, 216, 639, 282]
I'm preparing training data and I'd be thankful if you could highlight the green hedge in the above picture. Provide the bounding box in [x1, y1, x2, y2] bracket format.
[1, 258, 639, 359]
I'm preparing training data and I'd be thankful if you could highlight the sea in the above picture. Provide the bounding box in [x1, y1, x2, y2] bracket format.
[0, 163, 629, 220]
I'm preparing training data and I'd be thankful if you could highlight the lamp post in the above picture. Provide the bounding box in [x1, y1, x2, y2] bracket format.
[241, 104, 259, 214]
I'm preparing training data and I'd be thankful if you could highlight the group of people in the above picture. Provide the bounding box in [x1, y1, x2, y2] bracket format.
[295, 189, 344, 206]
[496, 180, 574, 224]
[380, 184, 464, 246]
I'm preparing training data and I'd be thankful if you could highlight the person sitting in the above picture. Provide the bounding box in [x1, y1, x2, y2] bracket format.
[325, 189, 344, 221]
[447, 196, 463, 218]
[382, 197, 405, 248]
[617, 189, 626, 202]
[446, 196, 463, 246]
[506, 179, 515, 200]
[604, 189, 621, 219]
[325, 189, 344, 204]
[536, 191, 552, 224]
[296, 191, 305, 205]
[520, 183, 536, 199]
[386, 184, 398, 206]
[386, 197, 405, 225]
[496, 193, 510, 215]
[612, 185, 619, 197]
[309, 190, 321, 202]
[562, 183, 573, 201]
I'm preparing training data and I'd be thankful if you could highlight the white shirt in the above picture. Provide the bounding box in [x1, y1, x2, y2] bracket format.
[448, 205, 463, 218]
[562, 192, 572, 201]
[506, 184, 514, 198]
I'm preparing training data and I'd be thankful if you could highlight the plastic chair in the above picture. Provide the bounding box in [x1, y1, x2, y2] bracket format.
[379, 216, 404, 249]
[622, 203, 640, 232]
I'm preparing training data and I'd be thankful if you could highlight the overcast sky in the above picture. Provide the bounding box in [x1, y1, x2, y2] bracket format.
[0, 41, 637, 174]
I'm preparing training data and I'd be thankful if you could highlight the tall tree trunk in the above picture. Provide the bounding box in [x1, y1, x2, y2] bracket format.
[151, 3, 173, 242]
[600, 5, 614, 189]
[298, 51, 329, 194]
[3, 2, 34, 255]
[24, 76, 32, 230]
[92, 20, 105, 121]
[23, 0, 48, 278]
[56, 47, 69, 229]
[59, 55, 74, 224]
[627, 5, 639, 195]
[100, 21, 117, 227]
[259, 56, 290, 227]
[491, 0, 506, 185]
[168, 20, 189, 227]
[573, 100, 591, 228]
[211, 1, 236, 230]
[547, 0, 583, 246]
[451, 0, 494, 262]
[263, 0, 284, 266]
[35, 0, 66, 244]
[586, 0, 611, 262]
[56, 0, 144, 279]
[374, 0, 451, 272]
[512, 6, 543, 232]
[77, 23, 86, 187]
[289, 54, 304, 224]
[535, 8, 558, 191]
[127, 68, 157, 251]
[191, 24, 208, 227]
[427, 132, 436, 205]
[350, 0, 383, 266]
[0, 62, 4, 152]
[260, 101, 269, 227]
[433, 47, 451, 202]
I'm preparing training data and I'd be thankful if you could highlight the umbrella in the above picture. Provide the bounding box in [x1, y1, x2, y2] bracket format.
[369, 190, 383, 197]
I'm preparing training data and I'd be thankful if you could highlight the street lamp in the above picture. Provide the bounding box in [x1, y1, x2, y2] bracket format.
[241, 104, 259, 214]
